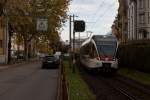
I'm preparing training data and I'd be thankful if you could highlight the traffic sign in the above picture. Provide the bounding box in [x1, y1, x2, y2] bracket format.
[74, 20, 85, 32]
[36, 18, 48, 32]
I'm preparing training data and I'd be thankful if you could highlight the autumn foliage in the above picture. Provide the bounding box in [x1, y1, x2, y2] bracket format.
[1, 0, 71, 59]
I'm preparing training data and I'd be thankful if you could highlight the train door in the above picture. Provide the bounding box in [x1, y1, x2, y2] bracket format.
[87, 42, 100, 68]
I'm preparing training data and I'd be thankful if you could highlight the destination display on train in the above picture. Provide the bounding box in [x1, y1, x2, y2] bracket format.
[95, 41, 117, 45]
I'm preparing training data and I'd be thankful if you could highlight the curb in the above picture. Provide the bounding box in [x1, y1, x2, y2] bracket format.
[0, 59, 39, 71]
[57, 60, 69, 100]
[57, 63, 62, 100]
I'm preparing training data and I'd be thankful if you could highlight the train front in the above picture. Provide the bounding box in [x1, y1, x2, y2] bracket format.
[94, 35, 118, 73]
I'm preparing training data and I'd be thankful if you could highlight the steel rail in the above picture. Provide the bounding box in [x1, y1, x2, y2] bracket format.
[97, 76, 140, 100]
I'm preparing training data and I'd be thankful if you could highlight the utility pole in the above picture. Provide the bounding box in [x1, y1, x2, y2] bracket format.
[69, 15, 72, 51]
[72, 14, 75, 73]
[69, 15, 72, 69]
[79, 32, 80, 47]
[69, 14, 78, 73]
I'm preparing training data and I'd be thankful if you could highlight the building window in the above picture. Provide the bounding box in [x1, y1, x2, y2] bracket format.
[148, 0, 150, 8]
[139, 0, 145, 9]
[139, 14, 145, 24]
[148, 12, 150, 24]
[0, 40, 2, 48]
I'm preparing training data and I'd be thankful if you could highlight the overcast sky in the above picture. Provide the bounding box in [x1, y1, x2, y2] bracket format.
[61, 0, 119, 41]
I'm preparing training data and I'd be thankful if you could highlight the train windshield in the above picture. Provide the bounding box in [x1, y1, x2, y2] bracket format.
[96, 41, 117, 57]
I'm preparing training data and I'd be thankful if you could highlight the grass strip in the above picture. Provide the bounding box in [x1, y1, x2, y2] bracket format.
[118, 68, 150, 86]
[63, 60, 96, 100]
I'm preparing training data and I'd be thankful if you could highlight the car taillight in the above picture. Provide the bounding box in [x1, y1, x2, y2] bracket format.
[55, 60, 60, 64]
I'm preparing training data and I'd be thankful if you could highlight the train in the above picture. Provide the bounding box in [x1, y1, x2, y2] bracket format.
[80, 35, 118, 73]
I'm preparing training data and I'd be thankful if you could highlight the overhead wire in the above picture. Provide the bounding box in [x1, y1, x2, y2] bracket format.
[96, 2, 117, 34]
[82, 0, 106, 23]
[71, 0, 117, 36]
[89, 1, 116, 31]
[91, 1, 106, 17]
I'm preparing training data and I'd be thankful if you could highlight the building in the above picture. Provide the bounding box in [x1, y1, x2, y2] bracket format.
[114, 0, 150, 42]
[128, 0, 137, 40]
[127, 0, 150, 40]
[0, 16, 8, 64]
[137, 0, 150, 39]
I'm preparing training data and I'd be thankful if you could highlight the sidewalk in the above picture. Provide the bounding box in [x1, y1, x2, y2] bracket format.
[0, 58, 39, 70]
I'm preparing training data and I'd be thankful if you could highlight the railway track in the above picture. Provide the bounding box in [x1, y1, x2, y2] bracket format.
[78, 64, 150, 100]
[99, 76, 140, 100]
[115, 75, 150, 96]
[97, 74, 150, 100]
[114, 86, 138, 100]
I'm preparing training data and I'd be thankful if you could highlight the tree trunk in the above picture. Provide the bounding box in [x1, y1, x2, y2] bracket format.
[24, 40, 28, 61]
[8, 24, 12, 64]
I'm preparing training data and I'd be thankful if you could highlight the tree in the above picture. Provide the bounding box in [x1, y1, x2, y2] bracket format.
[0, 0, 7, 16]
[4, 0, 70, 60]
[112, 0, 128, 42]
[34, 0, 70, 54]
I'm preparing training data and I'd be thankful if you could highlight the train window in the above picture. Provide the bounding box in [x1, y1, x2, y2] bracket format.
[89, 43, 97, 58]
[80, 42, 98, 59]
[97, 44, 116, 57]
[83, 44, 90, 55]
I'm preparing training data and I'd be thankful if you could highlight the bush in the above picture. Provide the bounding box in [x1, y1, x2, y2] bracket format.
[118, 40, 150, 73]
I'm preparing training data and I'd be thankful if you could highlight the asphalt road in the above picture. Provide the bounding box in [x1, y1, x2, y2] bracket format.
[0, 61, 59, 100]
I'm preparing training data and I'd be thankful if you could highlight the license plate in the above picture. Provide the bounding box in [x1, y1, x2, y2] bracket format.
[47, 61, 52, 63]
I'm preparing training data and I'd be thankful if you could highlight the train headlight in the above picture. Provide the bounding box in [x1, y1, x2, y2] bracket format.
[96, 62, 102, 67]
[111, 60, 118, 69]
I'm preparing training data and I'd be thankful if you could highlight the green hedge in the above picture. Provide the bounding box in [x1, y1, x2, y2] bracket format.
[118, 41, 150, 73]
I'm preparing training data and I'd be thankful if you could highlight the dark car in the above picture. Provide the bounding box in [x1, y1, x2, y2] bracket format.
[42, 55, 60, 69]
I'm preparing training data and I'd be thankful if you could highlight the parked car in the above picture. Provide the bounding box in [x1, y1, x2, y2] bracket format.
[63, 53, 70, 57]
[42, 55, 60, 69]
[54, 51, 62, 62]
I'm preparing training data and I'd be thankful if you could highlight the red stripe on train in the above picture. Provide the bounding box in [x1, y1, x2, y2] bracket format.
[99, 56, 113, 61]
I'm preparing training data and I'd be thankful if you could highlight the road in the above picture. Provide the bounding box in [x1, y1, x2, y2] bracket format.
[0, 61, 59, 100]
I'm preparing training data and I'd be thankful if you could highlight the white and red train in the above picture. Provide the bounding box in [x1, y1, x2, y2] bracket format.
[80, 35, 118, 73]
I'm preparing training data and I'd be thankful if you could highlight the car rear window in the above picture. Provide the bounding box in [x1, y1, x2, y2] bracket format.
[45, 56, 55, 61]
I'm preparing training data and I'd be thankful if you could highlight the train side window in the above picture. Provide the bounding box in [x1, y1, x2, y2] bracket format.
[93, 44, 97, 58]
[84, 44, 90, 55]
[88, 42, 93, 58]
[89, 44, 97, 58]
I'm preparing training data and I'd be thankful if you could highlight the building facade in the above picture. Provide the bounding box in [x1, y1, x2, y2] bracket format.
[137, 0, 150, 39]
[128, 0, 137, 40]
[0, 16, 8, 64]
[127, 0, 150, 40]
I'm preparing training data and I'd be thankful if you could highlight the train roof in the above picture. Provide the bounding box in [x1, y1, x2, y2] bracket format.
[92, 35, 117, 42]
[92, 35, 117, 40]
[81, 35, 118, 47]
[81, 37, 91, 47]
